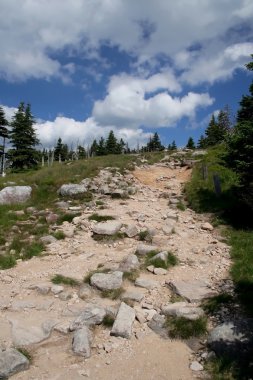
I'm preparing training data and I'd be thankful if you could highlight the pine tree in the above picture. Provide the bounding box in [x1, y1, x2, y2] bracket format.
[106, 130, 118, 154]
[147, 132, 164, 151]
[197, 135, 207, 149]
[0, 107, 9, 175]
[171, 140, 177, 150]
[9, 102, 39, 170]
[237, 55, 253, 124]
[90, 139, 98, 156]
[186, 137, 195, 149]
[97, 137, 106, 156]
[217, 105, 232, 134]
[77, 145, 86, 159]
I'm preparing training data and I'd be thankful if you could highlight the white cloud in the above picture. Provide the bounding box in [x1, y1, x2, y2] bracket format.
[0, 1, 252, 82]
[93, 73, 214, 128]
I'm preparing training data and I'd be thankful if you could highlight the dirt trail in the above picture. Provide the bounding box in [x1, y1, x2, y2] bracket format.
[0, 163, 231, 380]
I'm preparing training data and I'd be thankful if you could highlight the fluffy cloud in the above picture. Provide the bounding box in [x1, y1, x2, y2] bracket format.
[0, 0, 252, 82]
[93, 73, 214, 128]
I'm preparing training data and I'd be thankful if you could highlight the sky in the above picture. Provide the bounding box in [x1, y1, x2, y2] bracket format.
[0, 0, 253, 149]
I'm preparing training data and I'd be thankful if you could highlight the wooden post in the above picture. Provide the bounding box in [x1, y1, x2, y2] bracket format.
[213, 174, 221, 196]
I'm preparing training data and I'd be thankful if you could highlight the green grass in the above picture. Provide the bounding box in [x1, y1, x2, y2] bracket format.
[95, 200, 104, 206]
[176, 201, 186, 211]
[88, 213, 115, 222]
[57, 212, 81, 224]
[145, 250, 178, 269]
[101, 287, 124, 300]
[102, 315, 115, 327]
[51, 274, 80, 286]
[53, 230, 66, 240]
[202, 293, 233, 314]
[123, 270, 139, 282]
[92, 231, 126, 242]
[138, 230, 152, 242]
[205, 356, 240, 380]
[0, 254, 16, 269]
[16, 347, 33, 362]
[22, 242, 44, 260]
[165, 316, 207, 339]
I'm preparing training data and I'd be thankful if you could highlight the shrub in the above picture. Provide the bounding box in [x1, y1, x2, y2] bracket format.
[51, 274, 80, 286]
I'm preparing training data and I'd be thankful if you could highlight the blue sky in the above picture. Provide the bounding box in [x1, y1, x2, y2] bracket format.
[0, 0, 253, 149]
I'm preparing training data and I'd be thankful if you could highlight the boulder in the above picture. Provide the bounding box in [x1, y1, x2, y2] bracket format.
[123, 224, 139, 238]
[92, 221, 122, 236]
[119, 255, 140, 272]
[121, 290, 145, 303]
[58, 184, 87, 197]
[147, 314, 167, 338]
[110, 302, 135, 339]
[161, 302, 204, 320]
[78, 284, 93, 300]
[135, 277, 159, 289]
[150, 251, 168, 266]
[90, 271, 123, 291]
[0, 349, 29, 379]
[207, 322, 247, 355]
[0, 186, 32, 205]
[167, 279, 216, 302]
[40, 235, 57, 245]
[72, 326, 92, 358]
[11, 320, 57, 346]
[69, 305, 106, 330]
[135, 244, 158, 256]
[201, 222, 214, 231]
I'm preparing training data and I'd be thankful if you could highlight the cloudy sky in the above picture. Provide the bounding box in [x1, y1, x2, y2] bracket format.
[0, 0, 253, 148]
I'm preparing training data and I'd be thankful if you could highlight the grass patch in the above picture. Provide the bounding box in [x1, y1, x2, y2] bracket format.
[138, 230, 152, 242]
[57, 212, 81, 224]
[101, 287, 124, 300]
[102, 315, 115, 327]
[96, 200, 104, 206]
[145, 250, 178, 269]
[165, 316, 207, 339]
[53, 230, 66, 240]
[16, 347, 33, 362]
[176, 201, 186, 211]
[205, 356, 239, 380]
[170, 294, 185, 303]
[123, 270, 139, 282]
[202, 293, 233, 314]
[88, 213, 115, 222]
[0, 254, 16, 269]
[22, 242, 44, 260]
[51, 274, 80, 286]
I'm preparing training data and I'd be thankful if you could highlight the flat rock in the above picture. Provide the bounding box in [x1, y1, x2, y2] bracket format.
[136, 244, 158, 256]
[69, 305, 106, 330]
[123, 224, 139, 238]
[110, 302, 135, 339]
[167, 279, 216, 302]
[121, 290, 145, 302]
[11, 300, 53, 311]
[0, 186, 32, 205]
[135, 277, 159, 289]
[11, 319, 57, 346]
[40, 235, 57, 245]
[90, 271, 123, 291]
[78, 284, 93, 300]
[92, 221, 122, 235]
[119, 255, 140, 272]
[51, 285, 64, 294]
[190, 361, 203, 371]
[153, 268, 168, 275]
[72, 326, 92, 358]
[161, 302, 204, 320]
[58, 184, 87, 197]
[0, 348, 29, 379]
[201, 222, 214, 231]
[207, 322, 247, 355]
[147, 314, 167, 338]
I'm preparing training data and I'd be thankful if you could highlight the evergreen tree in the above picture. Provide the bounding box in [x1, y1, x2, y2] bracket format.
[205, 114, 219, 146]
[147, 132, 164, 151]
[171, 140, 177, 150]
[90, 139, 98, 156]
[0, 107, 9, 175]
[186, 137, 195, 149]
[237, 56, 253, 124]
[54, 138, 68, 161]
[217, 105, 232, 134]
[106, 130, 118, 154]
[9, 102, 39, 170]
[77, 145, 86, 159]
[197, 135, 207, 149]
[97, 137, 106, 156]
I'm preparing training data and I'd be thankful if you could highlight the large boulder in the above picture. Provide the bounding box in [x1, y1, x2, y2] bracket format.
[90, 271, 123, 291]
[161, 302, 204, 320]
[58, 184, 87, 197]
[69, 305, 106, 330]
[167, 279, 216, 302]
[0, 349, 29, 379]
[92, 221, 122, 235]
[110, 302, 135, 339]
[0, 186, 32, 205]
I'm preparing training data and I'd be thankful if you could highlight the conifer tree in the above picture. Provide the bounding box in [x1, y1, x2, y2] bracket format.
[186, 137, 195, 149]
[9, 102, 39, 170]
[106, 130, 118, 154]
[197, 134, 207, 149]
[0, 106, 9, 175]
[90, 139, 98, 156]
[77, 145, 86, 159]
[97, 137, 106, 156]
[54, 138, 69, 161]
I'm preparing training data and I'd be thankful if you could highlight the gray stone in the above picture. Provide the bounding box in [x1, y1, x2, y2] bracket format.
[147, 314, 167, 338]
[59, 291, 72, 301]
[11, 320, 56, 346]
[123, 224, 139, 238]
[150, 251, 168, 265]
[166, 211, 178, 221]
[51, 285, 64, 294]
[190, 361, 203, 371]
[135, 278, 159, 289]
[111, 189, 127, 198]
[135, 244, 158, 256]
[78, 284, 93, 300]
[72, 326, 92, 358]
[69, 305, 106, 330]
[207, 322, 246, 355]
[201, 222, 214, 231]
[110, 302, 135, 339]
[0, 348, 29, 379]
[0, 186, 32, 205]
[153, 268, 168, 275]
[121, 290, 145, 303]
[119, 255, 140, 272]
[11, 300, 53, 311]
[92, 221, 122, 236]
[161, 302, 204, 320]
[90, 271, 123, 291]
[40, 235, 57, 245]
[29, 283, 50, 295]
[58, 184, 87, 197]
[167, 279, 216, 302]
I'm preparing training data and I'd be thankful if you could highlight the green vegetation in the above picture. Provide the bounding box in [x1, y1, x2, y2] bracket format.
[88, 213, 115, 222]
[138, 229, 152, 242]
[145, 250, 178, 269]
[205, 356, 240, 380]
[165, 316, 207, 339]
[16, 347, 33, 362]
[176, 201, 186, 211]
[51, 274, 80, 286]
[123, 270, 139, 282]
[92, 231, 126, 242]
[101, 287, 124, 300]
[53, 230, 66, 240]
[0, 254, 16, 269]
[202, 293, 233, 314]
[102, 315, 115, 327]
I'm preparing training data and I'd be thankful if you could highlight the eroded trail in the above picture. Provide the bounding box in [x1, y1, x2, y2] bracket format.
[0, 163, 231, 380]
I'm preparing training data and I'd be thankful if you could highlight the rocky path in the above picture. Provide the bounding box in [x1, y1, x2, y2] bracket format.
[0, 163, 231, 380]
